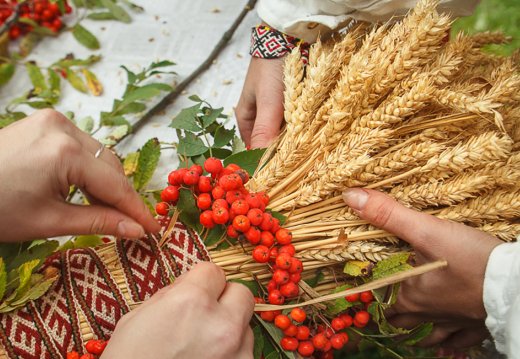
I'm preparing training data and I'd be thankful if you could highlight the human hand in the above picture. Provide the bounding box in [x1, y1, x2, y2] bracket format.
[342, 188, 502, 348]
[102, 262, 255, 359]
[0, 110, 160, 242]
[235, 56, 284, 148]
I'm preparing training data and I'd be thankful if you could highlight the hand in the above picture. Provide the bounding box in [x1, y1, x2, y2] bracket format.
[342, 188, 502, 348]
[102, 262, 255, 359]
[0, 110, 160, 242]
[235, 56, 284, 148]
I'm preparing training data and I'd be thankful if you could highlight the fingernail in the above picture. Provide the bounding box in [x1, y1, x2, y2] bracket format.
[117, 220, 145, 238]
[342, 188, 369, 210]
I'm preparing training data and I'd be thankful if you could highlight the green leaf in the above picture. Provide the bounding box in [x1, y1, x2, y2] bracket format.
[13, 260, 40, 301]
[232, 135, 246, 154]
[54, 55, 102, 68]
[100, 0, 131, 23]
[65, 68, 88, 93]
[123, 152, 140, 176]
[252, 325, 265, 359]
[7, 241, 59, 272]
[73, 235, 103, 248]
[254, 314, 297, 359]
[204, 225, 225, 246]
[368, 301, 409, 336]
[100, 114, 131, 127]
[145, 83, 173, 92]
[224, 149, 266, 176]
[0, 112, 26, 129]
[87, 12, 117, 20]
[47, 69, 61, 97]
[100, 125, 130, 145]
[120, 65, 137, 84]
[77, 116, 94, 133]
[204, 148, 232, 160]
[72, 24, 100, 50]
[119, 84, 164, 107]
[0, 63, 15, 86]
[150, 60, 175, 69]
[371, 253, 412, 280]
[326, 284, 355, 315]
[188, 94, 202, 102]
[118, 101, 146, 115]
[176, 188, 201, 231]
[343, 260, 372, 277]
[169, 104, 202, 132]
[0, 258, 7, 301]
[402, 322, 434, 345]
[229, 279, 260, 296]
[303, 269, 324, 288]
[133, 138, 161, 191]
[8, 275, 57, 308]
[201, 107, 224, 128]
[178, 132, 208, 157]
[26, 63, 47, 94]
[213, 126, 235, 148]
[268, 211, 287, 225]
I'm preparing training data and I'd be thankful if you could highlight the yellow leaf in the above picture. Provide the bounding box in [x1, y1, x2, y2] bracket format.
[343, 260, 372, 277]
[123, 152, 140, 176]
[82, 68, 103, 96]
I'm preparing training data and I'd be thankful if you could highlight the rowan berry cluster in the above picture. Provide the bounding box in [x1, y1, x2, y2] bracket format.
[0, 0, 71, 40]
[66, 339, 107, 359]
[257, 291, 374, 357]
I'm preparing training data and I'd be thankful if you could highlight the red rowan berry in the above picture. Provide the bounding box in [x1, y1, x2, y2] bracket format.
[360, 291, 374, 304]
[339, 332, 349, 344]
[245, 226, 261, 244]
[190, 164, 203, 176]
[197, 193, 212, 210]
[339, 314, 353, 327]
[227, 225, 239, 238]
[204, 157, 223, 175]
[260, 310, 275, 322]
[268, 290, 285, 305]
[234, 168, 249, 184]
[197, 176, 212, 193]
[269, 247, 279, 262]
[247, 208, 263, 226]
[259, 213, 274, 231]
[226, 190, 243, 204]
[79, 354, 95, 359]
[280, 282, 299, 298]
[297, 341, 314, 357]
[42, 9, 53, 21]
[324, 327, 334, 338]
[275, 228, 292, 245]
[272, 269, 290, 285]
[155, 202, 169, 216]
[160, 185, 179, 203]
[279, 244, 296, 256]
[211, 185, 225, 199]
[232, 215, 250, 233]
[212, 198, 229, 210]
[271, 218, 281, 233]
[212, 207, 229, 225]
[289, 272, 301, 283]
[246, 193, 263, 209]
[290, 308, 306, 323]
[276, 253, 292, 270]
[225, 163, 241, 172]
[85, 339, 107, 355]
[67, 352, 80, 359]
[252, 245, 270, 263]
[259, 231, 275, 247]
[266, 279, 277, 292]
[280, 337, 299, 351]
[289, 258, 303, 274]
[231, 199, 249, 215]
[296, 325, 310, 341]
[354, 310, 370, 326]
[183, 169, 200, 185]
[330, 334, 345, 350]
[345, 293, 360, 302]
[331, 317, 346, 331]
[274, 314, 291, 330]
[284, 324, 298, 337]
[199, 210, 214, 228]
[168, 169, 184, 185]
[258, 191, 270, 206]
[312, 333, 328, 350]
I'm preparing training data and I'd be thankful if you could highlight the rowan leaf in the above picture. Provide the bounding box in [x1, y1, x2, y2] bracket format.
[224, 149, 266, 176]
[0, 63, 15, 87]
[372, 253, 412, 280]
[344, 260, 372, 277]
[231, 136, 246, 154]
[252, 325, 264, 359]
[204, 225, 225, 246]
[123, 152, 140, 176]
[87, 12, 117, 20]
[25, 62, 47, 94]
[65, 68, 88, 93]
[326, 284, 355, 315]
[170, 104, 202, 132]
[77, 116, 94, 133]
[8, 240, 59, 272]
[72, 24, 100, 50]
[13, 260, 40, 301]
[82, 69, 103, 96]
[0, 258, 6, 301]
[201, 107, 224, 128]
[176, 188, 201, 231]
[119, 84, 164, 107]
[101, 0, 131, 23]
[73, 235, 103, 248]
[254, 314, 297, 359]
[178, 132, 208, 157]
[133, 138, 161, 191]
[213, 126, 235, 148]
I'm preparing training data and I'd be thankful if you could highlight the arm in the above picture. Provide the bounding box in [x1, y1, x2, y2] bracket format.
[0, 110, 160, 242]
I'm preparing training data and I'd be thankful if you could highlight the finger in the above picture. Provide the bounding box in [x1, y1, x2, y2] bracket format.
[249, 65, 285, 149]
[341, 188, 496, 253]
[235, 95, 257, 148]
[175, 262, 227, 300]
[441, 326, 489, 348]
[417, 324, 458, 347]
[67, 151, 160, 233]
[42, 202, 145, 239]
[237, 327, 254, 359]
[219, 282, 255, 327]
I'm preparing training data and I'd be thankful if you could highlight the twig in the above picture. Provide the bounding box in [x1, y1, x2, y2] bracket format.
[0, 1, 27, 36]
[114, 0, 258, 147]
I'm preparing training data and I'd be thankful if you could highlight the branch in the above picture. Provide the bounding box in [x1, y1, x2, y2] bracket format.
[113, 0, 258, 148]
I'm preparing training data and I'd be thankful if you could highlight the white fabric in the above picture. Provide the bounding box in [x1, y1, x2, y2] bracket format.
[484, 242, 520, 358]
[257, 0, 480, 43]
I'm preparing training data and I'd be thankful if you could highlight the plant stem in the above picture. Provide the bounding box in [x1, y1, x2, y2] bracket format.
[113, 0, 258, 148]
[350, 327, 404, 359]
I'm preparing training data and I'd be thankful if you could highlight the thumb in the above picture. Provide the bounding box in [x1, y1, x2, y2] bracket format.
[49, 203, 146, 239]
[341, 188, 489, 254]
[250, 93, 284, 149]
